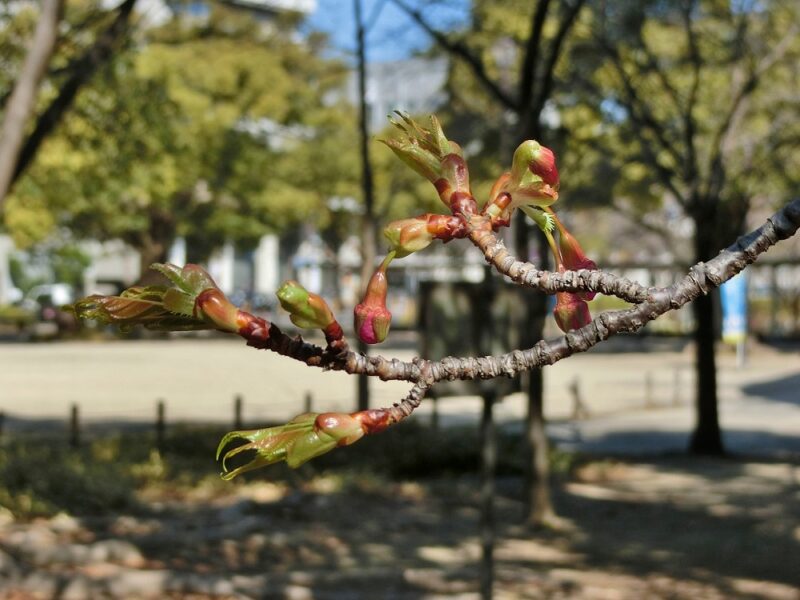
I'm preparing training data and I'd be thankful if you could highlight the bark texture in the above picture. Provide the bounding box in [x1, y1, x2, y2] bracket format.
[0, 0, 63, 207]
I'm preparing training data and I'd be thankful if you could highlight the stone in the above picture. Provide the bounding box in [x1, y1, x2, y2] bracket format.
[107, 569, 169, 598]
[0, 548, 20, 581]
[90, 539, 144, 567]
[39, 543, 90, 566]
[49, 512, 81, 534]
[21, 572, 60, 598]
[60, 576, 93, 600]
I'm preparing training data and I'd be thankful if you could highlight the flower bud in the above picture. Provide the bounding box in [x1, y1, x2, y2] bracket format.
[553, 292, 592, 333]
[194, 288, 240, 332]
[557, 225, 598, 301]
[276, 281, 335, 330]
[506, 140, 560, 208]
[70, 263, 242, 333]
[512, 140, 559, 188]
[354, 303, 392, 345]
[216, 411, 372, 478]
[382, 113, 471, 208]
[314, 413, 366, 445]
[354, 267, 392, 344]
[384, 217, 435, 258]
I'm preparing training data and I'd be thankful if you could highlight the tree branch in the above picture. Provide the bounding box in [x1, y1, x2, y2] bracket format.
[11, 0, 138, 185]
[681, 0, 701, 190]
[602, 41, 684, 170]
[518, 0, 552, 113]
[703, 21, 799, 200]
[389, 0, 517, 110]
[235, 199, 800, 401]
[466, 226, 652, 303]
[531, 0, 587, 118]
[0, 0, 63, 209]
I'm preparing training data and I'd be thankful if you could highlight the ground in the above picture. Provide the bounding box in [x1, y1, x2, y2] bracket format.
[0, 337, 798, 598]
[0, 457, 798, 599]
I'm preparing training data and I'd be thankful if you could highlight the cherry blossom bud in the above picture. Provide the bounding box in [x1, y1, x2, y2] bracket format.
[553, 292, 592, 333]
[382, 113, 473, 209]
[384, 217, 435, 258]
[506, 140, 560, 208]
[314, 413, 366, 445]
[69, 263, 242, 333]
[216, 411, 372, 478]
[194, 288, 240, 332]
[557, 225, 598, 301]
[276, 281, 335, 330]
[354, 267, 391, 344]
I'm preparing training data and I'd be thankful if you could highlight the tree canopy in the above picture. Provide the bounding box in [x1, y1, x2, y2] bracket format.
[3, 6, 358, 271]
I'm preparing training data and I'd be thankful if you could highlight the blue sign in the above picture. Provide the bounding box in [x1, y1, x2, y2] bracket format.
[721, 273, 748, 343]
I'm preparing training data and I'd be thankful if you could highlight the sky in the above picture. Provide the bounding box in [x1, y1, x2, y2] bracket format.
[304, 0, 468, 63]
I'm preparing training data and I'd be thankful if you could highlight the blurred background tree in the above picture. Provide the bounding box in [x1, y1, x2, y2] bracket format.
[4, 5, 359, 280]
[561, 0, 800, 454]
[393, 0, 590, 527]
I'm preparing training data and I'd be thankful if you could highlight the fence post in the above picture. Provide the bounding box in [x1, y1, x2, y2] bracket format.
[234, 394, 243, 430]
[569, 376, 588, 420]
[673, 368, 681, 406]
[70, 403, 80, 449]
[430, 395, 439, 430]
[304, 392, 313, 414]
[156, 399, 165, 452]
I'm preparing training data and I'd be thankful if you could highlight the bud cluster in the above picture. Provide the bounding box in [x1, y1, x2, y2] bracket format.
[382, 113, 474, 212]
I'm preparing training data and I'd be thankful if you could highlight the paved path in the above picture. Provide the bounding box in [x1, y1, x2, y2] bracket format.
[1, 337, 798, 456]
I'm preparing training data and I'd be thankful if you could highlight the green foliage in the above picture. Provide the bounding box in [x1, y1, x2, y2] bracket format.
[0, 303, 35, 326]
[4, 5, 357, 262]
[0, 438, 135, 517]
[0, 424, 580, 518]
[565, 1, 800, 222]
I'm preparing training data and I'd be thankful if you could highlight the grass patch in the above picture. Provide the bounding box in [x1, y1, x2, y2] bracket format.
[0, 422, 580, 519]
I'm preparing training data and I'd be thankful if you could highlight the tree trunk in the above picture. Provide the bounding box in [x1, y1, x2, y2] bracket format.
[137, 240, 171, 286]
[479, 390, 497, 600]
[0, 0, 63, 208]
[523, 230, 556, 526]
[354, 0, 376, 412]
[688, 222, 725, 455]
[525, 366, 556, 524]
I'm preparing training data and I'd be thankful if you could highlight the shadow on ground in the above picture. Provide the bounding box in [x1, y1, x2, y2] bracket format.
[743, 372, 800, 407]
[1, 455, 798, 599]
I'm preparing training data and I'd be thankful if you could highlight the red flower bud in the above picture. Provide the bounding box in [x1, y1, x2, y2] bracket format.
[528, 144, 559, 188]
[505, 141, 560, 210]
[354, 267, 392, 344]
[354, 303, 392, 345]
[557, 226, 598, 301]
[553, 292, 592, 333]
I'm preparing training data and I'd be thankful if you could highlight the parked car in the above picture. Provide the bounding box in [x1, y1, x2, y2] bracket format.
[21, 283, 77, 335]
